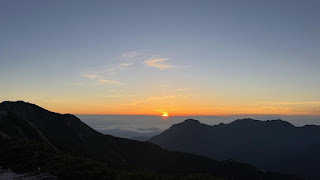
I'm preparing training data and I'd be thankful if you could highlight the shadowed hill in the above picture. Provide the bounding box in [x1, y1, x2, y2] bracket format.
[0, 101, 302, 180]
[97, 128, 162, 141]
[149, 118, 320, 179]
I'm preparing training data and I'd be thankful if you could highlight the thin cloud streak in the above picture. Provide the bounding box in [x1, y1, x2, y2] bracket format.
[144, 58, 176, 70]
[98, 79, 122, 85]
[82, 73, 98, 79]
[82, 73, 122, 86]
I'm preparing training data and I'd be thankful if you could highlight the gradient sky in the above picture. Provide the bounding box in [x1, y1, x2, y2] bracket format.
[1, 0, 320, 116]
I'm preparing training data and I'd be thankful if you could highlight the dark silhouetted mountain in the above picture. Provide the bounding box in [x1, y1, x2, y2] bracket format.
[149, 118, 320, 179]
[0, 101, 302, 180]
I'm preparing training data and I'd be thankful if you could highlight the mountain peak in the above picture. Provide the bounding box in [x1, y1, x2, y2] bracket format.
[2, 100, 29, 104]
[0, 101, 58, 116]
[183, 119, 201, 124]
[231, 118, 259, 124]
[234, 118, 257, 122]
[1, 100, 41, 108]
[228, 118, 294, 128]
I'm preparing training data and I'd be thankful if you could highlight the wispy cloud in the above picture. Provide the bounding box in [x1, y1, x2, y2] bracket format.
[119, 63, 131, 66]
[144, 58, 176, 70]
[85, 52, 141, 77]
[82, 73, 122, 86]
[82, 73, 98, 79]
[98, 79, 122, 85]
[81, 51, 186, 88]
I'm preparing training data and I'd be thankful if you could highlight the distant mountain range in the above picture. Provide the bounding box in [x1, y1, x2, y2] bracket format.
[149, 119, 320, 179]
[0, 101, 302, 180]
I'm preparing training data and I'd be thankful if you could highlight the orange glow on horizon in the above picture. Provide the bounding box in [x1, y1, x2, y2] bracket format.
[32, 100, 320, 117]
[44, 105, 320, 116]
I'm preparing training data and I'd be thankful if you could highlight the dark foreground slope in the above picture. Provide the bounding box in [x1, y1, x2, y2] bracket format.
[0, 101, 301, 180]
[0, 136, 226, 180]
[149, 119, 320, 179]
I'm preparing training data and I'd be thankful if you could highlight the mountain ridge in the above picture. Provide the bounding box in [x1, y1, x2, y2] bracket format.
[149, 118, 320, 179]
[0, 101, 303, 179]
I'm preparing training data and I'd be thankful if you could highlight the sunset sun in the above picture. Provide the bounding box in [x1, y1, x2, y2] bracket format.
[162, 112, 170, 117]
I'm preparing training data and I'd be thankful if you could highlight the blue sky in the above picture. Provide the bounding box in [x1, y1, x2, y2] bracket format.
[1, 0, 320, 115]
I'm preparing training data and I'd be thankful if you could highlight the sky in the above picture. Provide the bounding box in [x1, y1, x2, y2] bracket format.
[1, 0, 320, 116]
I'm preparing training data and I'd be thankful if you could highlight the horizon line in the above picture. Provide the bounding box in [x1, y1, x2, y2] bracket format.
[74, 113, 320, 117]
